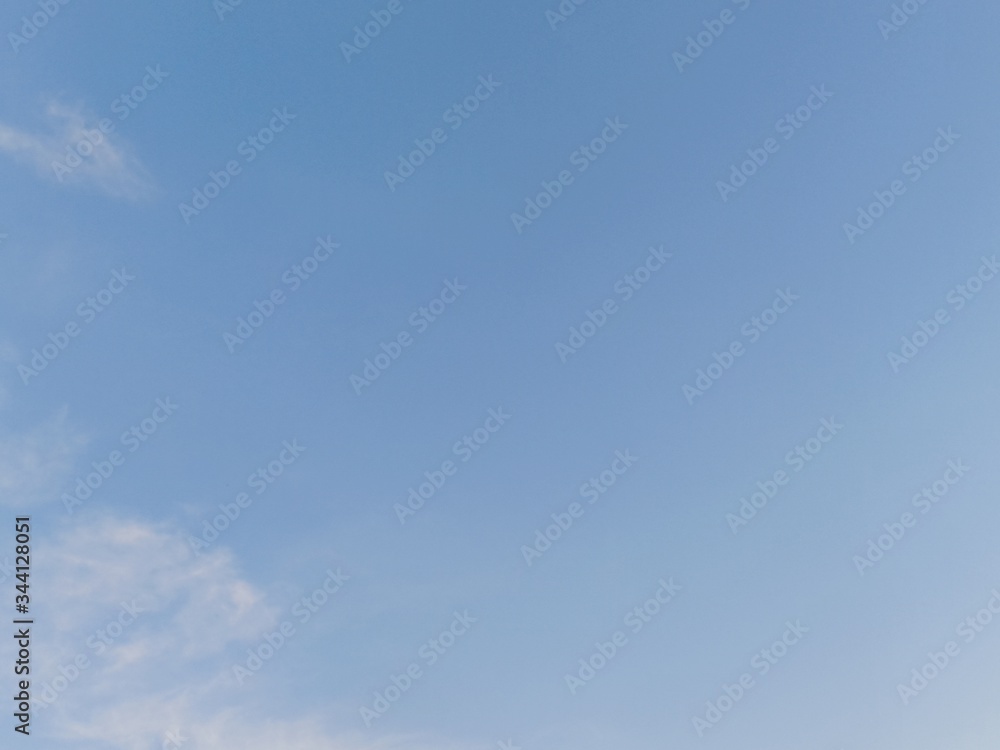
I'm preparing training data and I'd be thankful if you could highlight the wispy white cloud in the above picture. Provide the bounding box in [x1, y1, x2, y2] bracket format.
[39, 515, 279, 653]
[18, 515, 482, 750]
[65, 701, 480, 750]
[0, 406, 88, 506]
[0, 100, 153, 200]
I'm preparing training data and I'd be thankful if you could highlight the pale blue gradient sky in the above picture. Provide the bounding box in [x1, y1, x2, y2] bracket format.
[1, 1, 1000, 749]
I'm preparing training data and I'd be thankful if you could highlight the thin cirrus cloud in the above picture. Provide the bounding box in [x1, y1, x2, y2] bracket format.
[22, 514, 473, 750]
[0, 99, 153, 200]
[0, 406, 89, 507]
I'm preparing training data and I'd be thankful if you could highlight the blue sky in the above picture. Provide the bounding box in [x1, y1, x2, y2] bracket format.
[2, 0, 1000, 748]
